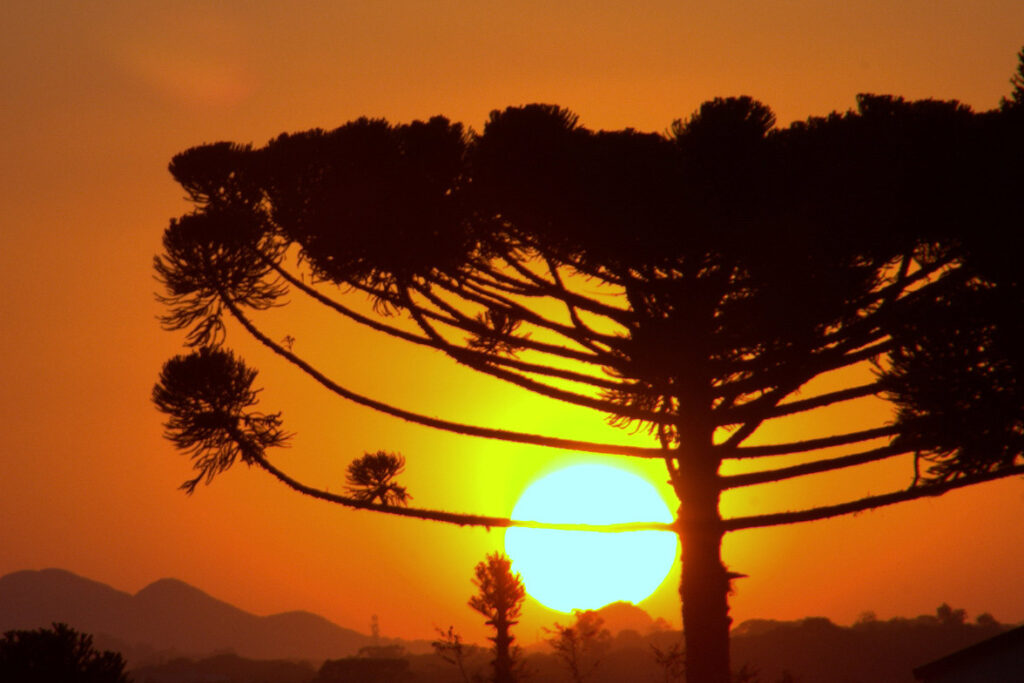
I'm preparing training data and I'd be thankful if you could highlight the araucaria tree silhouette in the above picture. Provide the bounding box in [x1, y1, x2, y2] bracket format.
[154, 52, 1024, 683]
[468, 553, 526, 683]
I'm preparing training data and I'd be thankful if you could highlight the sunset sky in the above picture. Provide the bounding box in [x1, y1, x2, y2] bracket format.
[3, 1, 1024, 645]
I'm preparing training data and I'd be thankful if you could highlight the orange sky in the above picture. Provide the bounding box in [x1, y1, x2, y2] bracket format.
[3, 1, 1024, 645]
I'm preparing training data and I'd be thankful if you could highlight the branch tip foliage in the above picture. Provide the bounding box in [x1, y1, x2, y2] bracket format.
[345, 451, 411, 506]
[152, 346, 290, 493]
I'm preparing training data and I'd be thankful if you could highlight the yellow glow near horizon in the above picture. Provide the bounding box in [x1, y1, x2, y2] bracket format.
[5, 0, 1024, 644]
[504, 464, 678, 613]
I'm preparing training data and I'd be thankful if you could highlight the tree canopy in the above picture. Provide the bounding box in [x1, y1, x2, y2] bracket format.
[0, 623, 131, 683]
[154, 52, 1024, 683]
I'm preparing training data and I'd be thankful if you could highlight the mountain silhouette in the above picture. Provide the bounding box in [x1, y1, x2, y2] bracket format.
[0, 569, 374, 662]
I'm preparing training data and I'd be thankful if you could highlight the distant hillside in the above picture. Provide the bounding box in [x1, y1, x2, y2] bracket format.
[0, 569, 374, 663]
[3, 570, 1014, 682]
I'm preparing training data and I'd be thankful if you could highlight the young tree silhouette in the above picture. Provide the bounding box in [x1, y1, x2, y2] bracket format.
[651, 640, 685, 683]
[468, 553, 526, 683]
[544, 609, 611, 683]
[154, 51, 1024, 683]
[0, 623, 131, 683]
[431, 626, 476, 683]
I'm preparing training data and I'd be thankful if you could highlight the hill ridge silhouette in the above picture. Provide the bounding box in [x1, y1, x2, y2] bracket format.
[4, 568, 1012, 682]
[0, 568, 375, 663]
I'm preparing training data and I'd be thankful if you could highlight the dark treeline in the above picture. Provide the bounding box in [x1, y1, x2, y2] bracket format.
[128, 605, 1012, 683]
[132, 652, 315, 683]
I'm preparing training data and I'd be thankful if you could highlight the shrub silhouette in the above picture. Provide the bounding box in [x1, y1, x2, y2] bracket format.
[0, 623, 131, 683]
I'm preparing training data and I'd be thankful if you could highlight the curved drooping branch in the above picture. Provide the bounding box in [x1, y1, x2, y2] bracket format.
[809, 262, 967, 351]
[718, 382, 883, 428]
[254, 455, 675, 532]
[712, 339, 893, 401]
[445, 265, 625, 347]
[268, 259, 436, 347]
[717, 371, 885, 453]
[724, 426, 899, 459]
[269, 258, 627, 393]
[711, 265, 963, 411]
[723, 463, 1024, 531]
[411, 277, 620, 359]
[850, 255, 959, 318]
[154, 334, 677, 531]
[221, 297, 668, 458]
[720, 444, 909, 490]
[348, 277, 609, 366]
[715, 326, 896, 454]
[542, 256, 617, 355]
[452, 277, 622, 355]
[488, 250, 633, 325]
[399, 290, 666, 425]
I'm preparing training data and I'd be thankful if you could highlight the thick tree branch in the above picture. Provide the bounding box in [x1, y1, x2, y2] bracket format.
[720, 444, 908, 489]
[269, 260, 436, 346]
[364, 279, 608, 366]
[493, 251, 634, 325]
[719, 382, 883, 427]
[254, 455, 675, 532]
[419, 275, 622, 353]
[271, 259, 626, 392]
[460, 260, 542, 297]
[542, 255, 615, 355]
[724, 425, 898, 459]
[723, 463, 1024, 531]
[399, 289, 665, 423]
[858, 255, 956, 313]
[713, 318, 896, 453]
[712, 337, 893, 402]
[221, 297, 668, 458]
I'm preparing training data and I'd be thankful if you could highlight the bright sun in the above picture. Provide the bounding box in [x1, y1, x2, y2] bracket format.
[504, 464, 678, 613]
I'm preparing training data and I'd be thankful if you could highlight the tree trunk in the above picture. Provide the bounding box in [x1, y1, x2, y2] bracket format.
[678, 454, 731, 683]
[492, 615, 514, 683]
